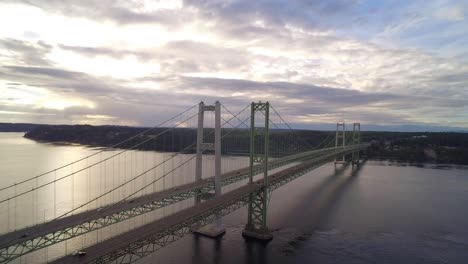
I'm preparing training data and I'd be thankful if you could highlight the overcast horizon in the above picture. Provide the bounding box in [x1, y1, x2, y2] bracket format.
[1, 0, 467, 132]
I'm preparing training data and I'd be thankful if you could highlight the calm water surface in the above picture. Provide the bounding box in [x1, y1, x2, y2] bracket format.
[1, 133, 468, 263]
[144, 159, 468, 264]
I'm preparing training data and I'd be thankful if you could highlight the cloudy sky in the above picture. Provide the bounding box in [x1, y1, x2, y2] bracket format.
[0, 0, 467, 131]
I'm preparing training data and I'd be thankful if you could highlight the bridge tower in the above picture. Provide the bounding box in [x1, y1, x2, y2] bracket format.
[352, 123, 361, 166]
[194, 101, 225, 237]
[242, 101, 273, 241]
[335, 122, 346, 164]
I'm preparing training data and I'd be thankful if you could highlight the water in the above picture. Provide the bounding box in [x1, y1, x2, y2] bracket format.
[1, 133, 468, 263]
[144, 160, 468, 263]
[0, 132, 251, 263]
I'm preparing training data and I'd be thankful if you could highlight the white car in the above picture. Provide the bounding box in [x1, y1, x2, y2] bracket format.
[72, 250, 86, 257]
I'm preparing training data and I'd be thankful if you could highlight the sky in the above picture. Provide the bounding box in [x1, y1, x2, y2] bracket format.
[0, 0, 467, 131]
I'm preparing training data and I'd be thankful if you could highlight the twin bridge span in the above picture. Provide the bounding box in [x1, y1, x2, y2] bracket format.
[0, 101, 368, 263]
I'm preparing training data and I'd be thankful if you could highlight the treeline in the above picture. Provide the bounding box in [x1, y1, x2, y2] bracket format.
[363, 132, 468, 164]
[5, 123, 468, 164]
[0, 123, 43, 132]
[23, 124, 334, 157]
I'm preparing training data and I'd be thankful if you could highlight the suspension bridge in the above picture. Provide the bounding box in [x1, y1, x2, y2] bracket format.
[0, 101, 368, 264]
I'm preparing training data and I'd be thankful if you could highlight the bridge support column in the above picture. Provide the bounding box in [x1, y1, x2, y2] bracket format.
[352, 123, 360, 166]
[243, 101, 273, 241]
[195, 101, 205, 183]
[194, 101, 226, 238]
[335, 122, 346, 164]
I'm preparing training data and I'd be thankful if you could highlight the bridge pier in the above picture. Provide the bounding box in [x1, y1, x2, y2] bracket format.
[195, 223, 226, 237]
[243, 102, 273, 241]
[242, 189, 273, 241]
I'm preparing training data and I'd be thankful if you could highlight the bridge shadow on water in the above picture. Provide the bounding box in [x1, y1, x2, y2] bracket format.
[163, 160, 367, 264]
[234, 160, 368, 264]
[192, 234, 224, 264]
[276, 160, 368, 258]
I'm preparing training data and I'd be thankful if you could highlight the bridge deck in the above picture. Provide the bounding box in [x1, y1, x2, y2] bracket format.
[52, 175, 260, 264]
[0, 147, 338, 252]
[51, 146, 365, 264]
[0, 164, 241, 248]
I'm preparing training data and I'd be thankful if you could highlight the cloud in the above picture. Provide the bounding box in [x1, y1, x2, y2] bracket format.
[1, 61, 467, 129]
[5, 0, 187, 26]
[0, 1, 467, 130]
[57, 44, 139, 59]
[4, 65, 82, 79]
[0, 38, 52, 66]
[435, 5, 465, 22]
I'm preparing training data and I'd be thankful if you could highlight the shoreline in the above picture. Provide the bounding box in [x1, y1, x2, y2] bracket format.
[19, 134, 468, 167]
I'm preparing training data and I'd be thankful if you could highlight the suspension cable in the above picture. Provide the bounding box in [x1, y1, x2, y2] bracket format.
[0, 111, 199, 204]
[0, 104, 252, 250]
[225, 103, 333, 155]
[269, 104, 317, 150]
[55, 104, 251, 219]
[0, 104, 198, 192]
[119, 114, 252, 207]
[221, 104, 250, 128]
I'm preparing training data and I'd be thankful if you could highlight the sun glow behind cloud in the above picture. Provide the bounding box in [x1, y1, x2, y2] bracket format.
[39, 98, 94, 110]
[1, 81, 94, 111]
[126, 0, 183, 13]
[50, 49, 161, 79]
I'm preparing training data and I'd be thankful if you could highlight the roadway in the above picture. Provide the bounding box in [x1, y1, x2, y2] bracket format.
[50, 145, 365, 264]
[0, 146, 345, 263]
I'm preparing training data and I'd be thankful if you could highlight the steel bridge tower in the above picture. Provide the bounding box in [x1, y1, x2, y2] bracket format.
[335, 122, 346, 164]
[242, 101, 273, 241]
[352, 122, 361, 166]
[194, 101, 225, 237]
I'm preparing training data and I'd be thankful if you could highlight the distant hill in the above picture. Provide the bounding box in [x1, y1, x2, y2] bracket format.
[3, 123, 468, 164]
[22, 124, 331, 156]
[0, 123, 45, 132]
[363, 131, 468, 164]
